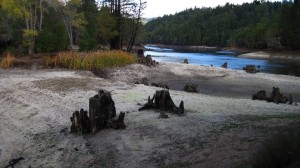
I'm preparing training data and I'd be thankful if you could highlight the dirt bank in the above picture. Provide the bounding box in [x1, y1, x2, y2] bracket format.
[0, 63, 300, 168]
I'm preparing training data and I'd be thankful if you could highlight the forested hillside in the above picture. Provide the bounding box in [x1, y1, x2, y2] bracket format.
[145, 1, 300, 50]
[0, 0, 145, 55]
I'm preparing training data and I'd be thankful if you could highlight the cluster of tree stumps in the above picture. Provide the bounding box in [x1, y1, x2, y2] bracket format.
[252, 87, 295, 105]
[70, 90, 125, 134]
[139, 90, 184, 116]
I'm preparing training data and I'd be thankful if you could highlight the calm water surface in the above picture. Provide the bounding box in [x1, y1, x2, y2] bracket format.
[144, 46, 300, 76]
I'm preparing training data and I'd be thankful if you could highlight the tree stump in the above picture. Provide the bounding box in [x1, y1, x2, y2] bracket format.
[252, 90, 267, 100]
[267, 87, 288, 104]
[252, 87, 292, 105]
[243, 65, 259, 73]
[89, 90, 117, 133]
[70, 89, 125, 134]
[183, 59, 189, 64]
[184, 84, 198, 93]
[221, 62, 228, 68]
[139, 90, 184, 115]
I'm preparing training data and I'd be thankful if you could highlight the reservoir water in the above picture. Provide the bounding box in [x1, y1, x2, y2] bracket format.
[144, 46, 300, 77]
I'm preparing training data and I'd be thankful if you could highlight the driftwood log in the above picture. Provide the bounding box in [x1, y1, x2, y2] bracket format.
[70, 90, 125, 134]
[139, 90, 184, 115]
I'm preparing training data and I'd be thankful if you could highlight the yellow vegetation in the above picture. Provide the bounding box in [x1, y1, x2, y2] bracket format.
[46, 50, 137, 70]
[0, 53, 16, 68]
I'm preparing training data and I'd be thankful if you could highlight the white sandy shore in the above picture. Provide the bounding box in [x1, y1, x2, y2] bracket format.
[238, 51, 300, 60]
[0, 63, 300, 168]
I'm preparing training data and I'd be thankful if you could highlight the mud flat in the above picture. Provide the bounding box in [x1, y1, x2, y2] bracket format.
[0, 63, 300, 168]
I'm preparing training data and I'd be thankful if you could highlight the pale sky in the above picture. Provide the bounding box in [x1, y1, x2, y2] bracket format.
[143, 0, 278, 18]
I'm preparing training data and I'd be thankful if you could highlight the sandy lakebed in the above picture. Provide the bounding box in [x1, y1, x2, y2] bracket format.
[0, 62, 300, 168]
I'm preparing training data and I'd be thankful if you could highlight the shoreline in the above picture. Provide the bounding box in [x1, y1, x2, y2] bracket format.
[238, 51, 300, 61]
[1, 63, 300, 167]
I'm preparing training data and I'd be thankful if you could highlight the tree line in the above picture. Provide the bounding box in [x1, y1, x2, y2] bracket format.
[145, 1, 300, 50]
[0, 0, 146, 55]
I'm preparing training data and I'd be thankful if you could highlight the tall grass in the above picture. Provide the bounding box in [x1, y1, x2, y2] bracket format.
[0, 53, 16, 68]
[46, 50, 137, 70]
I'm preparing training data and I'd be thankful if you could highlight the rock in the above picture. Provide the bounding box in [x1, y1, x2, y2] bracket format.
[135, 77, 149, 85]
[184, 84, 198, 93]
[243, 65, 259, 73]
[221, 62, 228, 68]
[70, 89, 125, 134]
[151, 82, 169, 89]
[139, 90, 184, 115]
[252, 90, 267, 100]
[183, 59, 189, 64]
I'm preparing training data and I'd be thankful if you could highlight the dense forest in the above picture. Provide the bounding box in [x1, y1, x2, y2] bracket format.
[145, 0, 300, 50]
[0, 0, 146, 55]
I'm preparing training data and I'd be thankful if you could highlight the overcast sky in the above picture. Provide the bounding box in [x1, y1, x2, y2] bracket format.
[143, 0, 278, 18]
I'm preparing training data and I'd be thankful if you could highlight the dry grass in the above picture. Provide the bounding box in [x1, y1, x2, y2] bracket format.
[0, 53, 16, 68]
[46, 50, 137, 70]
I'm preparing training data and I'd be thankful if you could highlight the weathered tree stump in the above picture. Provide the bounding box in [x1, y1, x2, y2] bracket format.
[243, 65, 259, 73]
[135, 77, 149, 85]
[184, 84, 198, 93]
[89, 90, 117, 133]
[138, 54, 159, 67]
[267, 87, 288, 104]
[139, 90, 184, 115]
[221, 62, 228, 68]
[70, 109, 91, 134]
[70, 89, 126, 134]
[183, 59, 189, 64]
[252, 87, 292, 105]
[252, 90, 267, 100]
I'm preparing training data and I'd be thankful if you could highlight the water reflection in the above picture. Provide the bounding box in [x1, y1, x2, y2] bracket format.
[144, 46, 300, 77]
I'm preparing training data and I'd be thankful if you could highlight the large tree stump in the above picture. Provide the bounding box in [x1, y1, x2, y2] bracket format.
[139, 90, 184, 115]
[70, 89, 125, 134]
[89, 90, 117, 133]
[267, 87, 288, 104]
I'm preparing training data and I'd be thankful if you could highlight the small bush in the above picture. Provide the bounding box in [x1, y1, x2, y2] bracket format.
[0, 53, 16, 68]
[252, 126, 300, 168]
[45, 50, 137, 70]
